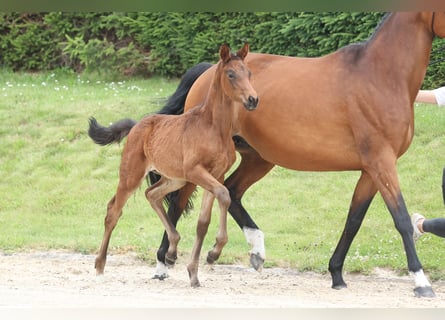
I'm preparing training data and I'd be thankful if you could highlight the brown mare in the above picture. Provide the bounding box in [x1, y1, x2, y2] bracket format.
[88, 43, 258, 287]
[152, 12, 445, 297]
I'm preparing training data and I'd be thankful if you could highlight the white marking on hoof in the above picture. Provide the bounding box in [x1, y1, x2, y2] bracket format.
[153, 259, 169, 280]
[243, 227, 266, 259]
[411, 269, 431, 288]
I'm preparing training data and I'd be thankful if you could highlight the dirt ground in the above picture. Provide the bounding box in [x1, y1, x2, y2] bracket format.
[1, 250, 445, 308]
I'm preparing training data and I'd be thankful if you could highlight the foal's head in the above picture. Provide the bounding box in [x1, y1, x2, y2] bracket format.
[217, 43, 258, 111]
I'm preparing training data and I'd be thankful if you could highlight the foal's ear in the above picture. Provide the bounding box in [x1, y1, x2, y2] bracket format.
[219, 43, 231, 63]
[236, 42, 249, 60]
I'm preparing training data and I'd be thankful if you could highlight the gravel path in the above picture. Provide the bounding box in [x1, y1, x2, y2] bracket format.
[1, 250, 445, 308]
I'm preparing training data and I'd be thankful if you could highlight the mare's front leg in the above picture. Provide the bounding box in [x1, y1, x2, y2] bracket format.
[328, 171, 377, 288]
[224, 142, 274, 270]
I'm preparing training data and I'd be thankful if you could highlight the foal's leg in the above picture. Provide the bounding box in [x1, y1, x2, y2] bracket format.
[224, 146, 274, 270]
[154, 182, 197, 279]
[328, 171, 377, 289]
[155, 144, 271, 275]
[186, 168, 231, 287]
[95, 160, 147, 275]
[187, 190, 215, 287]
[207, 184, 230, 265]
[145, 177, 186, 266]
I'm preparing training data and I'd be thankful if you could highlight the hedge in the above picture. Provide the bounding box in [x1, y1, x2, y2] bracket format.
[0, 12, 444, 87]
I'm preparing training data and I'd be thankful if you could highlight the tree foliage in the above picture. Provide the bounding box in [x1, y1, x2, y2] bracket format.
[0, 12, 443, 86]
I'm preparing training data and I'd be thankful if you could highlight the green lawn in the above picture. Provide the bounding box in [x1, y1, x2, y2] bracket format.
[1, 70, 445, 280]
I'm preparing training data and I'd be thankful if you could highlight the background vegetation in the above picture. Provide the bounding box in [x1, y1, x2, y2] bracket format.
[0, 71, 444, 280]
[0, 12, 444, 281]
[0, 12, 444, 87]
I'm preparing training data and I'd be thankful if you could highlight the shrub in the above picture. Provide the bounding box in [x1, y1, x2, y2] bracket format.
[0, 12, 443, 86]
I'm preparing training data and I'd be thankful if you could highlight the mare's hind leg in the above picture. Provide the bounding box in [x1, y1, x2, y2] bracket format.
[366, 163, 434, 297]
[95, 161, 147, 275]
[328, 171, 377, 289]
[224, 143, 274, 270]
[145, 177, 186, 267]
[330, 164, 434, 297]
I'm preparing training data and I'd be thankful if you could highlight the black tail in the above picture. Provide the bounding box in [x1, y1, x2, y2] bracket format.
[88, 117, 137, 146]
[148, 62, 213, 213]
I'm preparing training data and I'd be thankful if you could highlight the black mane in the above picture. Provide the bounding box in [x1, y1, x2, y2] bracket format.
[157, 62, 213, 115]
[338, 12, 390, 65]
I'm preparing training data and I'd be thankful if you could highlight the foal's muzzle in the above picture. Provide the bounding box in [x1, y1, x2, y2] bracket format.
[244, 95, 259, 111]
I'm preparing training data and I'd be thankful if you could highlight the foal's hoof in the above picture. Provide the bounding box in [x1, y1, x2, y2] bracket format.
[95, 268, 105, 277]
[94, 259, 105, 275]
[250, 253, 264, 272]
[190, 279, 201, 288]
[165, 255, 177, 267]
[414, 286, 435, 298]
[206, 252, 219, 264]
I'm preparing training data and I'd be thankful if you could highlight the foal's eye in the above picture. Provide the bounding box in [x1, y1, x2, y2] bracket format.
[227, 70, 236, 80]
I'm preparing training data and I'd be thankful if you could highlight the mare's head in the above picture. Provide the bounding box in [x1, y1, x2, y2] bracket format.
[216, 43, 258, 111]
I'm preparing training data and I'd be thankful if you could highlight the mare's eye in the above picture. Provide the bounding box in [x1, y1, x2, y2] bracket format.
[227, 70, 236, 80]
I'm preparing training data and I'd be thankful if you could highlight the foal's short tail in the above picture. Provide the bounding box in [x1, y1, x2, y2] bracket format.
[88, 117, 137, 146]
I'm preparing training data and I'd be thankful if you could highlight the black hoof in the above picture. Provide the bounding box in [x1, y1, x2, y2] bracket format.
[414, 286, 435, 298]
[250, 253, 264, 271]
[152, 274, 168, 281]
[332, 283, 347, 290]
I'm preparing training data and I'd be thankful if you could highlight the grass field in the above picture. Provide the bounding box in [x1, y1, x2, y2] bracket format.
[1, 69, 445, 280]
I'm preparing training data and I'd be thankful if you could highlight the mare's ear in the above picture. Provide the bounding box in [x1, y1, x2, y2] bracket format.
[219, 43, 231, 63]
[236, 42, 249, 60]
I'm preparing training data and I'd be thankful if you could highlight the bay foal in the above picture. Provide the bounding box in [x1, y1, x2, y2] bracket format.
[88, 43, 258, 287]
